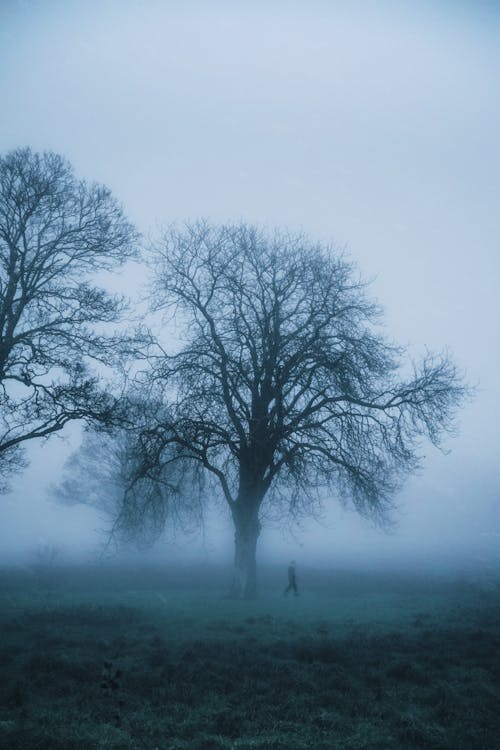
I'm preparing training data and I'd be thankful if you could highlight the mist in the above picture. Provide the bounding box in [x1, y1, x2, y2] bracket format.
[0, 0, 499, 578]
[2, 5, 500, 748]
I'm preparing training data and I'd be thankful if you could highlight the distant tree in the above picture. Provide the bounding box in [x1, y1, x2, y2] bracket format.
[96, 222, 469, 597]
[0, 147, 138, 489]
[54, 420, 203, 550]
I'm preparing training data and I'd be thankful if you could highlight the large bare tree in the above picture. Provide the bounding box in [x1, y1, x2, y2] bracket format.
[0, 147, 137, 489]
[124, 221, 466, 598]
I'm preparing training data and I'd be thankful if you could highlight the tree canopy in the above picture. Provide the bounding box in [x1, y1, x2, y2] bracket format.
[116, 221, 467, 597]
[0, 147, 137, 488]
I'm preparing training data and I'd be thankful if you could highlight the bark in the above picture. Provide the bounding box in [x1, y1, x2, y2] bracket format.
[230, 504, 261, 599]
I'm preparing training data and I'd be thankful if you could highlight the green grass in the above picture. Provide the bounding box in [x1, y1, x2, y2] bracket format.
[0, 564, 499, 749]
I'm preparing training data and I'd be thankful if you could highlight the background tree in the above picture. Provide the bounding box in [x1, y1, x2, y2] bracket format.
[120, 222, 467, 598]
[0, 147, 137, 489]
[54, 412, 204, 551]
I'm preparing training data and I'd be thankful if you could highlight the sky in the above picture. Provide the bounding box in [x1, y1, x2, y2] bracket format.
[0, 0, 499, 572]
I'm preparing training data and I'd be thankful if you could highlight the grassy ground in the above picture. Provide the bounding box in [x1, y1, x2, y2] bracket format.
[0, 564, 499, 749]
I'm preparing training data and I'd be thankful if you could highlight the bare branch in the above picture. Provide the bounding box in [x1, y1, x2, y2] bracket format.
[0, 147, 138, 488]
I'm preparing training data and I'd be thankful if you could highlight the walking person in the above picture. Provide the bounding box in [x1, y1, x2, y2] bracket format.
[284, 560, 299, 596]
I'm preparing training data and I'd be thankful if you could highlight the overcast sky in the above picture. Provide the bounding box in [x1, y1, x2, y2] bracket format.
[0, 0, 499, 571]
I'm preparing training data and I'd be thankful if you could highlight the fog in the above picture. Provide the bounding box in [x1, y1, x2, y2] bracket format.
[0, 0, 499, 575]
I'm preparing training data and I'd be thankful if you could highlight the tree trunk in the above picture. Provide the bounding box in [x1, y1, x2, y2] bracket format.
[231, 510, 261, 599]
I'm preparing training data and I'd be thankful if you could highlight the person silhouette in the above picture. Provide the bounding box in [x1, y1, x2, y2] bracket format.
[284, 560, 299, 596]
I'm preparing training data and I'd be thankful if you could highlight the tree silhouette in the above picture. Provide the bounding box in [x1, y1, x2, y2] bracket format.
[0, 147, 137, 489]
[123, 222, 467, 597]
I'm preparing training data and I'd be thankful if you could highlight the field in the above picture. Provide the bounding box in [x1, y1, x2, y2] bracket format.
[0, 563, 499, 749]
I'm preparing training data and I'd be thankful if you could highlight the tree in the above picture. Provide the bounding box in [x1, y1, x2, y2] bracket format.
[0, 147, 137, 489]
[125, 221, 467, 598]
[54, 418, 204, 551]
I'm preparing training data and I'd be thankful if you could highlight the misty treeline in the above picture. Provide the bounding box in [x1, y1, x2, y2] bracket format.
[1, 148, 469, 597]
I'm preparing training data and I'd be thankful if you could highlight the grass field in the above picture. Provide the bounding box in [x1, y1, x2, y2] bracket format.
[0, 563, 499, 749]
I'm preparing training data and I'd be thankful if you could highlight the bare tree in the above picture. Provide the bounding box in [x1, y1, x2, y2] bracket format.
[54, 416, 204, 551]
[0, 147, 137, 487]
[127, 221, 467, 598]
